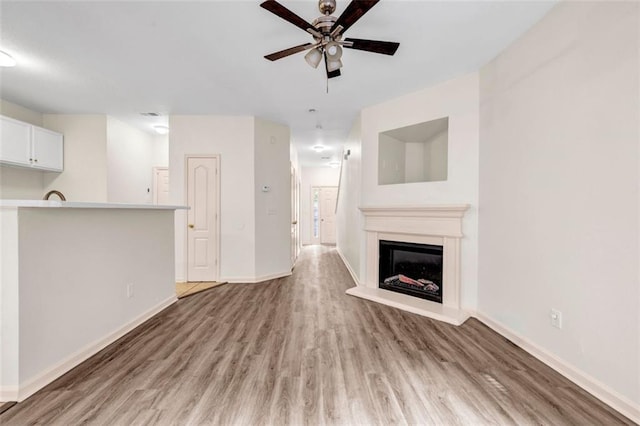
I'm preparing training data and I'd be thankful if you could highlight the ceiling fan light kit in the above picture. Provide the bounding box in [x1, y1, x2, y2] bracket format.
[305, 48, 323, 68]
[261, 0, 399, 79]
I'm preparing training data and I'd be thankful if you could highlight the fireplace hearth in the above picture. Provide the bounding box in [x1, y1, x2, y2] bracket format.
[379, 240, 443, 303]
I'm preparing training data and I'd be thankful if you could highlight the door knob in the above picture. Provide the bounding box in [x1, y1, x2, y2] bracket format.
[188, 224, 195, 229]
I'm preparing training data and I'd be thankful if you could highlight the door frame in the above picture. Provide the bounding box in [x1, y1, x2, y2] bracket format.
[184, 154, 221, 282]
[152, 166, 168, 205]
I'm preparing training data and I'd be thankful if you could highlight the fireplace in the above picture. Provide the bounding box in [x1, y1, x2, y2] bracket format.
[379, 240, 443, 303]
[345, 205, 470, 325]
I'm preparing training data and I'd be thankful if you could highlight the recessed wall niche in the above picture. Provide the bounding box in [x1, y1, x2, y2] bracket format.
[378, 117, 448, 185]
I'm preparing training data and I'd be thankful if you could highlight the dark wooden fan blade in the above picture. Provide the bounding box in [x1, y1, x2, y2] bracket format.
[331, 0, 379, 35]
[324, 52, 341, 79]
[344, 38, 400, 55]
[265, 43, 314, 61]
[260, 0, 317, 34]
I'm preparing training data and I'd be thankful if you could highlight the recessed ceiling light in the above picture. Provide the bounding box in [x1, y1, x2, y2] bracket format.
[328, 161, 340, 168]
[0, 50, 17, 67]
[312, 145, 325, 152]
[152, 125, 169, 135]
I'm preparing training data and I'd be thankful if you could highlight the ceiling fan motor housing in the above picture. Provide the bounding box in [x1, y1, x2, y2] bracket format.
[312, 15, 338, 37]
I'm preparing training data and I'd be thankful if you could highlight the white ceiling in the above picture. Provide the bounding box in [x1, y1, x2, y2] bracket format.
[0, 0, 556, 167]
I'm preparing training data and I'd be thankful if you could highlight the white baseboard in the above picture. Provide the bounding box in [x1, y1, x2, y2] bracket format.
[0, 386, 18, 402]
[15, 295, 177, 402]
[335, 247, 360, 286]
[475, 312, 639, 424]
[224, 271, 292, 284]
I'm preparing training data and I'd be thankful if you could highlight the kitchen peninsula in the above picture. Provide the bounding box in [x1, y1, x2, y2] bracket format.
[0, 200, 187, 402]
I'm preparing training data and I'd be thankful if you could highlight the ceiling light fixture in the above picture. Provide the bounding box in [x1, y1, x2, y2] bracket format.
[313, 145, 326, 152]
[0, 50, 17, 67]
[304, 48, 322, 69]
[326, 57, 343, 73]
[153, 125, 169, 135]
[328, 161, 340, 168]
[325, 41, 342, 61]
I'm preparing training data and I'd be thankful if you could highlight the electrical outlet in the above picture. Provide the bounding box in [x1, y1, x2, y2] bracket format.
[550, 309, 562, 329]
[127, 283, 134, 299]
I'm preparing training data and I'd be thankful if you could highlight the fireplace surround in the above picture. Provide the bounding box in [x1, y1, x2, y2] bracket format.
[346, 205, 470, 325]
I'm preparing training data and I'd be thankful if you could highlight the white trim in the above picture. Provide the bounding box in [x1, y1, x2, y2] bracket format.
[0, 386, 19, 402]
[15, 296, 177, 402]
[224, 271, 292, 284]
[475, 312, 640, 424]
[336, 246, 360, 286]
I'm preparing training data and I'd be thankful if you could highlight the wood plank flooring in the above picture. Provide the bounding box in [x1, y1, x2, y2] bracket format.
[1, 246, 633, 425]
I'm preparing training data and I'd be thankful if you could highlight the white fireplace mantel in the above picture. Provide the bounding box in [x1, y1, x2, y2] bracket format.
[346, 204, 470, 326]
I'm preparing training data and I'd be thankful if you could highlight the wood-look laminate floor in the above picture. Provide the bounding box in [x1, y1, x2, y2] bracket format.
[1, 246, 633, 425]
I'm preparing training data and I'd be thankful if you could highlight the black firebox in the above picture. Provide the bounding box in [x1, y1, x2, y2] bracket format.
[378, 240, 443, 303]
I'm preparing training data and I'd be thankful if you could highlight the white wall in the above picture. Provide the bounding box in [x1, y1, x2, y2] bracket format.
[107, 117, 154, 204]
[336, 116, 363, 282]
[169, 115, 256, 282]
[425, 130, 448, 182]
[42, 115, 108, 202]
[479, 1, 639, 410]
[254, 118, 291, 279]
[378, 134, 405, 185]
[0, 208, 20, 397]
[0, 99, 42, 127]
[151, 134, 169, 168]
[359, 73, 480, 310]
[300, 166, 340, 245]
[0, 100, 45, 200]
[15, 208, 175, 398]
[404, 142, 424, 183]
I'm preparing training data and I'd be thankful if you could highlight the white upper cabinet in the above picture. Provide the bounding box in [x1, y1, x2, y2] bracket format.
[0, 116, 32, 166]
[0, 115, 63, 172]
[32, 127, 64, 171]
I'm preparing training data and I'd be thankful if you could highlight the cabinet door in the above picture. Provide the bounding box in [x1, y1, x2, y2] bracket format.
[0, 116, 32, 166]
[32, 127, 63, 171]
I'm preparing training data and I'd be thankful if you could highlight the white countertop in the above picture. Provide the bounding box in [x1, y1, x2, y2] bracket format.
[0, 199, 189, 210]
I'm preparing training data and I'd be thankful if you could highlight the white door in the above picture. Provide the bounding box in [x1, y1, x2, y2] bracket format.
[290, 165, 301, 267]
[187, 156, 219, 282]
[153, 168, 169, 205]
[320, 187, 338, 244]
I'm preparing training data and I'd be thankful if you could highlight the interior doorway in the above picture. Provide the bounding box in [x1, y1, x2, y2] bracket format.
[311, 186, 338, 245]
[152, 167, 169, 205]
[186, 155, 220, 282]
[291, 164, 300, 267]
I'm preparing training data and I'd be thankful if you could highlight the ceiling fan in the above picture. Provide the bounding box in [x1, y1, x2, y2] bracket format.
[261, 0, 400, 79]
